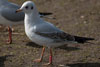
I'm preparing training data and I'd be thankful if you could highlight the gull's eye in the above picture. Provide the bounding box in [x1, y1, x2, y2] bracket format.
[31, 6, 33, 10]
[25, 6, 28, 9]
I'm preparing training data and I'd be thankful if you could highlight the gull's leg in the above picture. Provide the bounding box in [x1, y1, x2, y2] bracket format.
[34, 47, 45, 62]
[49, 48, 53, 64]
[44, 48, 53, 65]
[7, 27, 12, 44]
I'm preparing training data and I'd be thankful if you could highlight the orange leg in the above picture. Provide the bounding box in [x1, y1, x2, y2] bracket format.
[7, 27, 12, 44]
[44, 48, 53, 65]
[34, 47, 45, 62]
[49, 48, 52, 64]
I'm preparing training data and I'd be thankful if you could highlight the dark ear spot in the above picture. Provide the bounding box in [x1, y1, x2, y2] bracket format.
[31, 6, 34, 9]
[25, 6, 28, 9]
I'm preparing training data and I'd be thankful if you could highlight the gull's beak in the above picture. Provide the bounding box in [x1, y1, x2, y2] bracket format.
[16, 9, 22, 13]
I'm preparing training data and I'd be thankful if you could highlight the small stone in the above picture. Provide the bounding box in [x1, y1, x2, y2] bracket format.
[80, 15, 85, 19]
[83, 21, 87, 24]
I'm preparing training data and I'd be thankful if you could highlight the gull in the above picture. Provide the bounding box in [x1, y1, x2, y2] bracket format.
[16, 1, 94, 65]
[0, 0, 53, 44]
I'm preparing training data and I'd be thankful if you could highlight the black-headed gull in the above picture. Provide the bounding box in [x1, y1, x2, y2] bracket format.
[16, 1, 94, 65]
[0, 0, 53, 44]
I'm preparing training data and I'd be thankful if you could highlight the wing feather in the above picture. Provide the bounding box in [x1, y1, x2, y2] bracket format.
[0, 3, 24, 22]
[34, 22, 75, 42]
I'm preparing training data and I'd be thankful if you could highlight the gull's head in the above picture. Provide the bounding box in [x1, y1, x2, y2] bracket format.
[16, 1, 36, 13]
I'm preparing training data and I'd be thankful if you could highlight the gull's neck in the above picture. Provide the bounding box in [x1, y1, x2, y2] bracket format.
[25, 13, 41, 24]
[24, 10, 43, 32]
[24, 7, 43, 25]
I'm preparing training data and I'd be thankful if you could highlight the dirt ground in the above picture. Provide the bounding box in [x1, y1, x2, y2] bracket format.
[0, 0, 100, 67]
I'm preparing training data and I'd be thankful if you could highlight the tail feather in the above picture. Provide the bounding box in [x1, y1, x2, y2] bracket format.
[74, 36, 94, 43]
[39, 12, 52, 16]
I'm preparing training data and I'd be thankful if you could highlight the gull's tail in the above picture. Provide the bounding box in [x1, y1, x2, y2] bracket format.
[39, 12, 52, 16]
[74, 36, 94, 43]
[39, 12, 56, 19]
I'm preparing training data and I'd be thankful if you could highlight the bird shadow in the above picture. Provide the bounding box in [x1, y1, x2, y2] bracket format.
[0, 55, 14, 67]
[26, 42, 80, 51]
[66, 63, 100, 67]
[56, 44, 80, 51]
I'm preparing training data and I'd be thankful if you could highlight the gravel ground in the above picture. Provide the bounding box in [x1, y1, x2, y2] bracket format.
[0, 0, 100, 67]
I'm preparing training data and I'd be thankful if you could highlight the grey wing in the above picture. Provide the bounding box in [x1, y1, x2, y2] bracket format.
[0, 3, 24, 22]
[34, 22, 75, 42]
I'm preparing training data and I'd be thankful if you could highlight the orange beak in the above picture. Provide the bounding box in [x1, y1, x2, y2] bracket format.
[16, 9, 22, 13]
